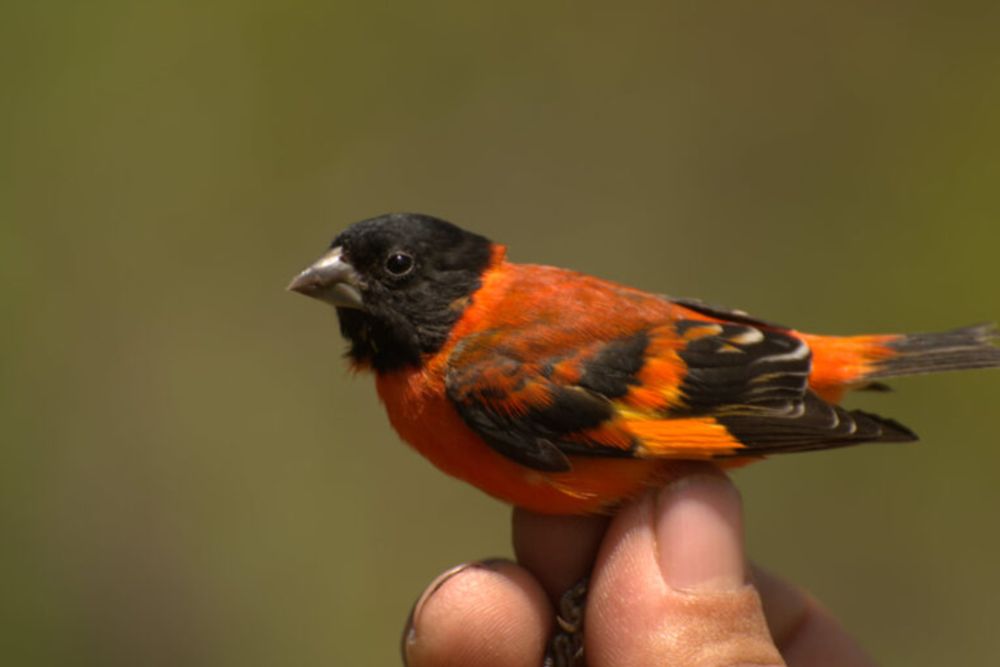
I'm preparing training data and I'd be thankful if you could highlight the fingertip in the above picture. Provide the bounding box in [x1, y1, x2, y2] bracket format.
[751, 564, 810, 647]
[402, 561, 485, 658]
[655, 470, 746, 592]
[751, 564, 876, 667]
[512, 508, 609, 603]
[779, 601, 877, 667]
[403, 560, 553, 667]
[587, 470, 782, 666]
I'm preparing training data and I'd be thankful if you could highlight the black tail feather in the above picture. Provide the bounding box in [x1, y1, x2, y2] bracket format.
[869, 323, 1000, 378]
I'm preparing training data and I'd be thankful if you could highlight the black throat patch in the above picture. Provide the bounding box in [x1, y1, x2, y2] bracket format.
[331, 213, 495, 372]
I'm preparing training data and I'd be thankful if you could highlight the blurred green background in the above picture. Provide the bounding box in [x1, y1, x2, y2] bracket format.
[3, 2, 999, 665]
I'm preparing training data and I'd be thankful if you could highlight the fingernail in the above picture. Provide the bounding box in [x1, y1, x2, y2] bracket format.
[400, 559, 507, 663]
[655, 474, 746, 592]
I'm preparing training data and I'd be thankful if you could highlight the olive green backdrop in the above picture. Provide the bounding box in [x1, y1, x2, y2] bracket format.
[3, 2, 999, 665]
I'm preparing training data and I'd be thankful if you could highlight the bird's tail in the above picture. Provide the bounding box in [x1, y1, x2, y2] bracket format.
[803, 323, 1000, 403]
[865, 323, 1000, 378]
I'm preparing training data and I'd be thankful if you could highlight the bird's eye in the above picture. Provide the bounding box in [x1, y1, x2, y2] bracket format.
[385, 251, 414, 276]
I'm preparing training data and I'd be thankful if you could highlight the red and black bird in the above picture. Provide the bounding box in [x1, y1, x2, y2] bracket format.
[289, 213, 1000, 515]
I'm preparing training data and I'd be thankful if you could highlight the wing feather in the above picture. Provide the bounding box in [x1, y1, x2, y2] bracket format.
[445, 299, 916, 472]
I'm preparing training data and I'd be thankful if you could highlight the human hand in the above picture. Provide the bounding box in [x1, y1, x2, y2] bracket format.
[401, 465, 877, 666]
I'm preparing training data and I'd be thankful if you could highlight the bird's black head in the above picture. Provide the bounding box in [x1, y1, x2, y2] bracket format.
[288, 213, 496, 372]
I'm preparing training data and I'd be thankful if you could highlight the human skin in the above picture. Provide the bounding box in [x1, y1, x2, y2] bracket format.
[401, 465, 877, 667]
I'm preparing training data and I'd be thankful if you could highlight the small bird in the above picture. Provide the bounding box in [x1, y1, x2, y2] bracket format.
[289, 213, 1000, 515]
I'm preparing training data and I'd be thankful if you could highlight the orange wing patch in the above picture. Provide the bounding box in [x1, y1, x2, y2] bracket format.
[625, 415, 745, 458]
[561, 421, 637, 450]
[619, 325, 686, 412]
[680, 323, 724, 340]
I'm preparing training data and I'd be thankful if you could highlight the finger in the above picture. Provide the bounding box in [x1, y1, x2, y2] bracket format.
[402, 559, 552, 667]
[512, 509, 610, 603]
[587, 467, 785, 666]
[752, 565, 876, 667]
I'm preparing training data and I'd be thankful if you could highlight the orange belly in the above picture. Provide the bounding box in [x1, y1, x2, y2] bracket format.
[375, 367, 665, 514]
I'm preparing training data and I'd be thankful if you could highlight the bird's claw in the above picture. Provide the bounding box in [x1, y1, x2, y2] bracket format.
[543, 577, 588, 667]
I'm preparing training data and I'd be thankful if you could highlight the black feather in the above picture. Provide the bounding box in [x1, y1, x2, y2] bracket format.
[717, 393, 917, 456]
[671, 297, 786, 329]
[578, 332, 648, 397]
[674, 321, 811, 413]
[446, 378, 635, 472]
[870, 324, 1000, 378]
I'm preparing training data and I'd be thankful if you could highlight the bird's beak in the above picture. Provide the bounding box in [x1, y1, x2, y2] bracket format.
[287, 247, 365, 310]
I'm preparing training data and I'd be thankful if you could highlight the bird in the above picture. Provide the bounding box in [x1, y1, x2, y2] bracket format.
[288, 212, 1000, 515]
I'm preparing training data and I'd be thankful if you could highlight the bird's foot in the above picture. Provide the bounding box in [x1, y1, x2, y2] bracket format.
[543, 577, 588, 667]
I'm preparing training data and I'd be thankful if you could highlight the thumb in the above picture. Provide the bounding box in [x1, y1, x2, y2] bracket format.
[586, 468, 784, 667]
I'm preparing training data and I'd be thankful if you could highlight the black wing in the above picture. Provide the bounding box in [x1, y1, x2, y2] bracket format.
[668, 314, 917, 453]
